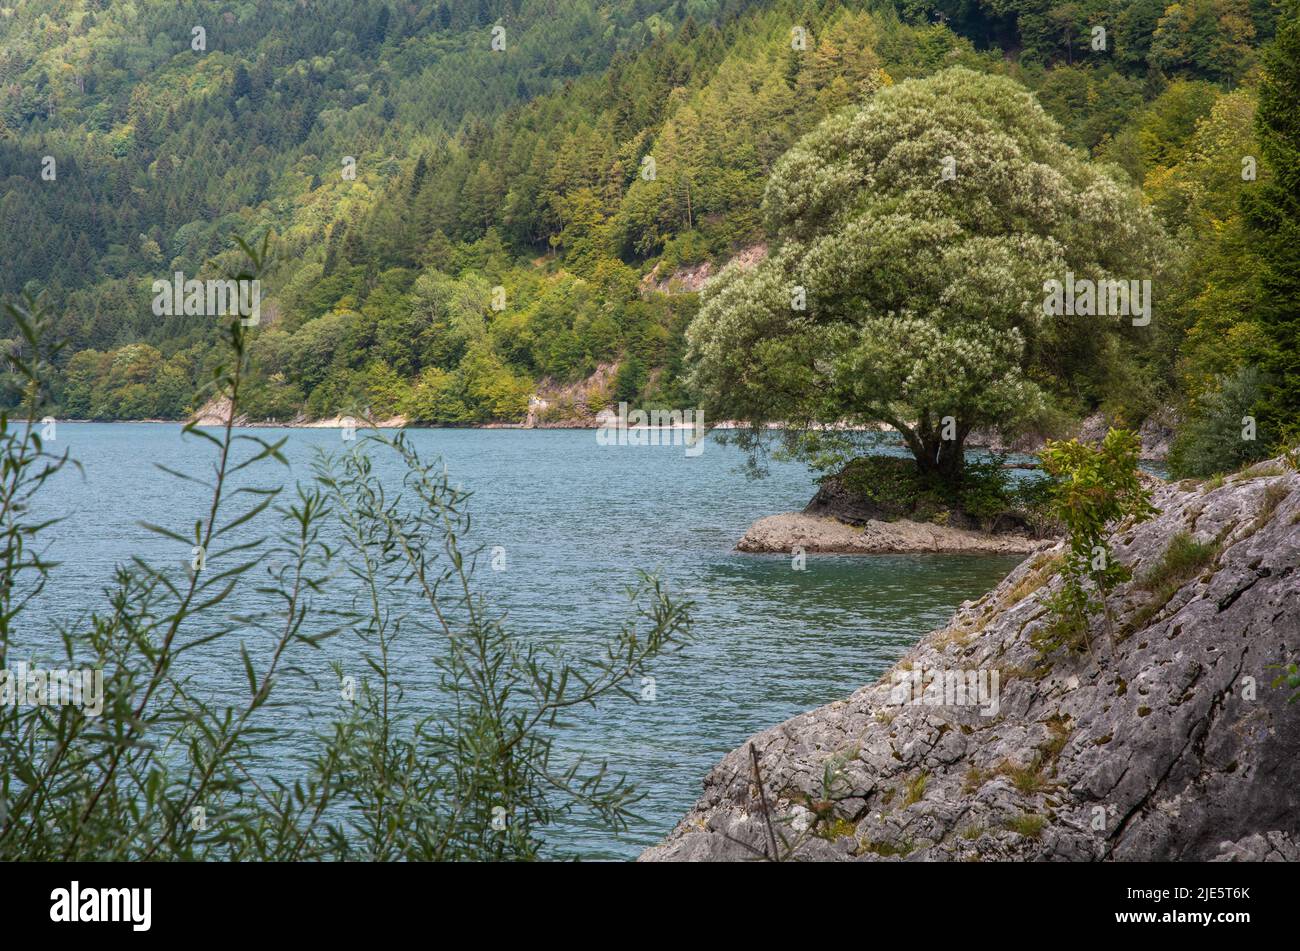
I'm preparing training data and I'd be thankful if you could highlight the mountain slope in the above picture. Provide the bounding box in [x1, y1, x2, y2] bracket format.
[0, 0, 1289, 479]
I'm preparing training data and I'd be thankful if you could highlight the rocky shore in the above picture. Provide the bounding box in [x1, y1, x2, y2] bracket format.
[737, 512, 1049, 555]
[736, 455, 1058, 555]
[643, 459, 1300, 861]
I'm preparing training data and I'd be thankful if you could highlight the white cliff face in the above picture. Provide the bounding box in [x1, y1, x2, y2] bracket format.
[643, 460, 1300, 862]
[638, 243, 768, 296]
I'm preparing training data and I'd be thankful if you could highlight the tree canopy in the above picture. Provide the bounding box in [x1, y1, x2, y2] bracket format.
[686, 66, 1165, 483]
[0, 0, 1291, 481]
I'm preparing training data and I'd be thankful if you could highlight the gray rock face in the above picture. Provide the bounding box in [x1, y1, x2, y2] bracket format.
[803, 466, 902, 525]
[968, 407, 1179, 462]
[642, 460, 1300, 862]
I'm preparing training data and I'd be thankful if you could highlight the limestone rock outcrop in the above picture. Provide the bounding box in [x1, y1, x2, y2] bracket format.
[645, 460, 1300, 861]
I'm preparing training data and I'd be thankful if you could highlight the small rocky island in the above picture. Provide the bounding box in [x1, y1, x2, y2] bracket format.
[737, 511, 1047, 556]
[736, 456, 1056, 556]
[644, 460, 1299, 861]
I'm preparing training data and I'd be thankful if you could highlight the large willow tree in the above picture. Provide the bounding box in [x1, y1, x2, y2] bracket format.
[686, 67, 1164, 487]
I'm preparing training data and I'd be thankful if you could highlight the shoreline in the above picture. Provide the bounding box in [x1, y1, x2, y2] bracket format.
[48, 417, 899, 432]
[40, 415, 1169, 464]
[51, 418, 723, 431]
[44, 417, 1039, 440]
[643, 461, 1300, 862]
[735, 511, 1053, 556]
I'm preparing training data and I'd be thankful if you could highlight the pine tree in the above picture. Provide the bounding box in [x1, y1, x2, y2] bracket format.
[1245, 0, 1300, 432]
[232, 63, 252, 102]
[410, 155, 428, 198]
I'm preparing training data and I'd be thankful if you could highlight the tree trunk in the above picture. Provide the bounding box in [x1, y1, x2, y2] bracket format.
[909, 430, 966, 489]
[891, 417, 967, 492]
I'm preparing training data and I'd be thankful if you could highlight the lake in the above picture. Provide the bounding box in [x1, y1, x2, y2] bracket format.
[21, 423, 1022, 859]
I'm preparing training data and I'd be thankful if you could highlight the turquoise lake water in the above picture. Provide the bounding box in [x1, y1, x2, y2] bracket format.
[22, 423, 1023, 859]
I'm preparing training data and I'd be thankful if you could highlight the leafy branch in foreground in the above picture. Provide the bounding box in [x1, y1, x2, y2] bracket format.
[311, 433, 692, 859]
[0, 238, 691, 860]
[1, 292, 84, 667]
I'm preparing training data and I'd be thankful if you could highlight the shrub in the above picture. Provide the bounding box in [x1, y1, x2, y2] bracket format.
[837, 455, 923, 515]
[1123, 530, 1224, 635]
[404, 366, 473, 424]
[1009, 474, 1061, 537]
[1006, 813, 1046, 839]
[612, 354, 646, 405]
[1038, 429, 1156, 653]
[1138, 531, 1219, 593]
[834, 453, 1049, 532]
[1168, 367, 1273, 478]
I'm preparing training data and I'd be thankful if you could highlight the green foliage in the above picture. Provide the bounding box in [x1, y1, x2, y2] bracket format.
[0, 0, 1289, 529]
[837, 456, 927, 515]
[1168, 366, 1274, 477]
[1028, 63, 1147, 155]
[1037, 429, 1156, 653]
[0, 0, 690, 299]
[1270, 663, 1300, 703]
[0, 9, 1087, 405]
[1009, 472, 1063, 537]
[829, 453, 1050, 531]
[1138, 530, 1219, 592]
[461, 343, 534, 421]
[612, 354, 646, 404]
[1144, 87, 1266, 402]
[0, 0, 719, 420]
[1123, 528, 1223, 634]
[1149, 0, 1260, 82]
[404, 366, 474, 425]
[958, 459, 1020, 524]
[687, 66, 1163, 489]
[1245, 0, 1300, 433]
[906, 0, 1272, 75]
[57, 344, 198, 420]
[1005, 812, 1046, 839]
[0, 243, 691, 860]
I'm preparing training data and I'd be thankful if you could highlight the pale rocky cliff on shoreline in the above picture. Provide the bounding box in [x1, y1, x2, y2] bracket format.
[643, 459, 1300, 862]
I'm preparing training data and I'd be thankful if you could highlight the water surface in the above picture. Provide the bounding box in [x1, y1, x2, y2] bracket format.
[25, 424, 1022, 858]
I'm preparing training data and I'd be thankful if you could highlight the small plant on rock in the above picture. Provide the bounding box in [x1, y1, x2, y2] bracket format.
[1037, 429, 1156, 654]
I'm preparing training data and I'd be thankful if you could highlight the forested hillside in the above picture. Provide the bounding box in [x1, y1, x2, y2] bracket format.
[0, 0, 1294, 476]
